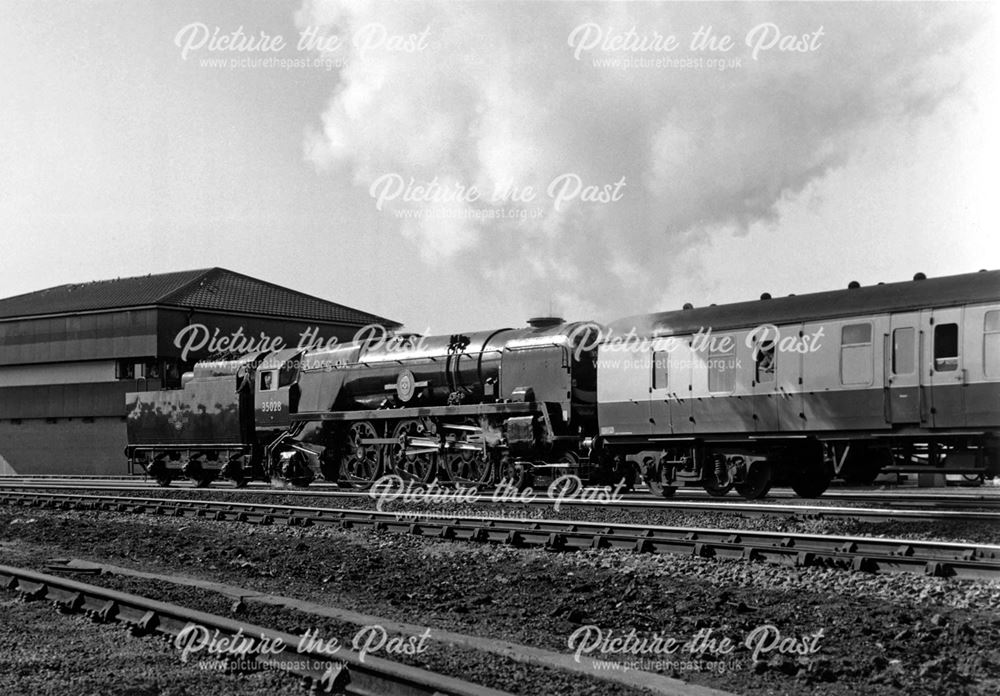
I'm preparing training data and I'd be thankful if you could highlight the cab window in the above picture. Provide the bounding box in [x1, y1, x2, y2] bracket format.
[259, 371, 274, 391]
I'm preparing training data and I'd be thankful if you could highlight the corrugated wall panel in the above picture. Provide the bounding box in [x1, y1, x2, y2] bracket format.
[0, 380, 161, 419]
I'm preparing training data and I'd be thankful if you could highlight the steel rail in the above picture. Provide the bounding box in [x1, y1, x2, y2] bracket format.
[2, 490, 999, 579]
[0, 480, 997, 522]
[0, 563, 513, 696]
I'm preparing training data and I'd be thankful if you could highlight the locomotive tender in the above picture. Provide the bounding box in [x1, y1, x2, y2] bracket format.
[126, 269, 1000, 497]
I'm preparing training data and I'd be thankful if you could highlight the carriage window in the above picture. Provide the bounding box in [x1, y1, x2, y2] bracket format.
[984, 312, 999, 378]
[652, 351, 669, 389]
[259, 371, 274, 391]
[892, 328, 915, 375]
[933, 323, 959, 372]
[708, 337, 736, 393]
[755, 340, 775, 383]
[841, 323, 873, 385]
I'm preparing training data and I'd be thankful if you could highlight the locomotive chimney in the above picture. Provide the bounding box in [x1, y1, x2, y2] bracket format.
[526, 317, 565, 328]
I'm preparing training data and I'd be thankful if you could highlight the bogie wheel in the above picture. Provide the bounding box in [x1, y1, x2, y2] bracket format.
[155, 476, 172, 488]
[703, 454, 734, 497]
[790, 444, 833, 498]
[644, 460, 677, 498]
[735, 461, 772, 500]
[501, 458, 534, 492]
[341, 421, 382, 486]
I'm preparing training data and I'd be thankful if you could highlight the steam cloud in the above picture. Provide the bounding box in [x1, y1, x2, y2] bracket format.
[298, 0, 980, 322]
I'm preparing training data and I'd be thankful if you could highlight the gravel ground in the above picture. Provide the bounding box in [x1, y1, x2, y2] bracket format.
[0, 594, 304, 696]
[10, 485, 999, 545]
[1, 507, 999, 695]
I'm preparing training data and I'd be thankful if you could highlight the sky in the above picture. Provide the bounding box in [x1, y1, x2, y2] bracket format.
[0, 0, 997, 334]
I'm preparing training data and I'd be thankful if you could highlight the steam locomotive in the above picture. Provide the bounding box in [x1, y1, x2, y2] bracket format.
[126, 319, 604, 489]
[126, 270, 1000, 498]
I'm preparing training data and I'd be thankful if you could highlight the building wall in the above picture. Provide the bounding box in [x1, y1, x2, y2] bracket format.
[0, 417, 127, 476]
[0, 309, 158, 365]
[0, 360, 116, 387]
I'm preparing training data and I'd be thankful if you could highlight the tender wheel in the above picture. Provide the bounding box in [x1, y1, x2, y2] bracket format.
[146, 460, 171, 487]
[341, 421, 382, 486]
[735, 461, 772, 499]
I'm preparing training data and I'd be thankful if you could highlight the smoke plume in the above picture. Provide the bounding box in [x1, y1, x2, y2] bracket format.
[298, 0, 980, 321]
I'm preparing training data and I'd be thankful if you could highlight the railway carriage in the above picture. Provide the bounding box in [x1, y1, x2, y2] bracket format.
[597, 270, 1000, 498]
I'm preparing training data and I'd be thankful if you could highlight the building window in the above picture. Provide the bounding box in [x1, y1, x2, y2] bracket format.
[891, 327, 915, 375]
[841, 323, 873, 385]
[933, 323, 959, 372]
[651, 351, 669, 389]
[986, 311, 1000, 378]
[708, 337, 736, 394]
[754, 340, 775, 384]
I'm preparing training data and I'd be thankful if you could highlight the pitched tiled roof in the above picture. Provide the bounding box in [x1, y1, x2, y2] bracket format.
[0, 268, 400, 327]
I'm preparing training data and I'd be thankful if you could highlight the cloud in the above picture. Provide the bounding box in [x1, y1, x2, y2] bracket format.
[298, 0, 983, 321]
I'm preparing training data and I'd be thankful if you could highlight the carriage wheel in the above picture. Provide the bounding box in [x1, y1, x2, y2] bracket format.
[790, 445, 834, 498]
[735, 460, 772, 499]
[340, 421, 382, 486]
[703, 454, 734, 496]
[644, 460, 677, 498]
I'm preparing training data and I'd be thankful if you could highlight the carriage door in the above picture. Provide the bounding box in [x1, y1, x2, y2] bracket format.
[922, 308, 966, 428]
[885, 313, 922, 424]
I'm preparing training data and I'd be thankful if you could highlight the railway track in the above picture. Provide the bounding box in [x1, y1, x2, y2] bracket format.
[1, 480, 997, 523]
[3, 490, 999, 579]
[0, 563, 513, 696]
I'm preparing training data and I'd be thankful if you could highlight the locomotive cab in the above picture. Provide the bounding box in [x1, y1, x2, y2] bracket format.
[253, 349, 304, 428]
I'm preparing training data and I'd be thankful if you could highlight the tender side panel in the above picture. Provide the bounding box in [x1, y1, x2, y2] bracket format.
[126, 375, 242, 445]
